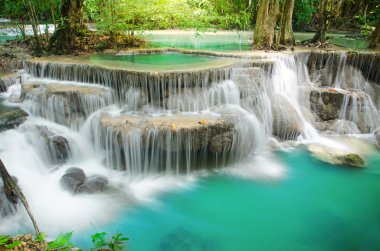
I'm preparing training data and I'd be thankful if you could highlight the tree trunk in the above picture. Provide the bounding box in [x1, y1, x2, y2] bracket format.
[0, 159, 41, 236]
[279, 0, 295, 45]
[369, 18, 380, 49]
[49, 0, 86, 54]
[311, 0, 328, 43]
[253, 0, 281, 49]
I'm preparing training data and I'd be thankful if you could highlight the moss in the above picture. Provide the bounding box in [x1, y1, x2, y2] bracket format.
[339, 153, 365, 168]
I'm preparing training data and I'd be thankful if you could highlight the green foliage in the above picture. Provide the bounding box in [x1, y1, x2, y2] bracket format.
[35, 232, 46, 243]
[83, 0, 254, 32]
[0, 235, 21, 249]
[293, 0, 317, 30]
[0, 235, 9, 246]
[5, 241, 22, 249]
[91, 231, 107, 250]
[47, 231, 75, 251]
[91, 231, 129, 251]
[0, 0, 61, 22]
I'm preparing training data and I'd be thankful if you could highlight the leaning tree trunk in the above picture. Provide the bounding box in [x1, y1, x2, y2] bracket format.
[280, 0, 295, 45]
[49, 0, 86, 54]
[253, 0, 281, 49]
[0, 159, 40, 236]
[369, 18, 380, 49]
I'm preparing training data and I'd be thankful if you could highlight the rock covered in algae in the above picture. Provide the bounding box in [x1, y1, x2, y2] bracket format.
[308, 144, 365, 168]
[0, 106, 28, 132]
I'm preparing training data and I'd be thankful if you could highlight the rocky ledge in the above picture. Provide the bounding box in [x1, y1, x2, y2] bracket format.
[100, 113, 235, 153]
[306, 87, 376, 133]
[96, 112, 241, 173]
[21, 82, 114, 128]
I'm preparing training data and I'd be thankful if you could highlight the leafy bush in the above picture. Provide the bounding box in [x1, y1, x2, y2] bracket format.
[293, 0, 317, 31]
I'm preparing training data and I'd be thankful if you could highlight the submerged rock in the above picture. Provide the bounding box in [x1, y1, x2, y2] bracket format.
[308, 144, 365, 168]
[0, 106, 28, 132]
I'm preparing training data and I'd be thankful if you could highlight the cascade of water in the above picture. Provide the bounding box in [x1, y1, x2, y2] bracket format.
[21, 80, 115, 129]
[1, 50, 380, 236]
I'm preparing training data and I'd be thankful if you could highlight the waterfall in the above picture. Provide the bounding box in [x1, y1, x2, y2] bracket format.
[1, 50, 380, 234]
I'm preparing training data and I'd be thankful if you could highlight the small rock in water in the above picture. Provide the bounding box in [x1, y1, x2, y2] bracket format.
[308, 144, 365, 168]
[59, 168, 109, 194]
[76, 175, 109, 194]
[59, 167, 86, 193]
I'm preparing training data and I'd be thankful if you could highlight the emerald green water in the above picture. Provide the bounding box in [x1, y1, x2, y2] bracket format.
[90, 53, 217, 66]
[73, 52, 237, 71]
[75, 148, 380, 251]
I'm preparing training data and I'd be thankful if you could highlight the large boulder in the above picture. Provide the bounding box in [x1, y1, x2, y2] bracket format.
[308, 144, 365, 168]
[0, 106, 28, 132]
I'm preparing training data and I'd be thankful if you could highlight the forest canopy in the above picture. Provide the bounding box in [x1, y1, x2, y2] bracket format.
[0, 0, 378, 32]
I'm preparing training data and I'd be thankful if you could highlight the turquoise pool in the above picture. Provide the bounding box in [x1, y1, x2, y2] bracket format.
[74, 148, 380, 251]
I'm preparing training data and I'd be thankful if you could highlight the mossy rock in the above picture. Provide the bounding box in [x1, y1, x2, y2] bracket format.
[0, 106, 28, 132]
[337, 153, 365, 168]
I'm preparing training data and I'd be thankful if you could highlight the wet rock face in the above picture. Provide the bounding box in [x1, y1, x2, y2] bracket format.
[0, 76, 17, 92]
[272, 99, 304, 140]
[59, 167, 109, 194]
[307, 87, 375, 133]
[0, 106, 28, 132]
[375, 128, 380, 148]
[309, 88, 345, 121]
[37, 126, 71, 164]
[21, 82, 114, 128]
[96, 112, 243, 173]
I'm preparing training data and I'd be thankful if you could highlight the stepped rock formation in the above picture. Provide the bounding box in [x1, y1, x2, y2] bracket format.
[95, 112, 240, 173]
[21, 82, 114, 128]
